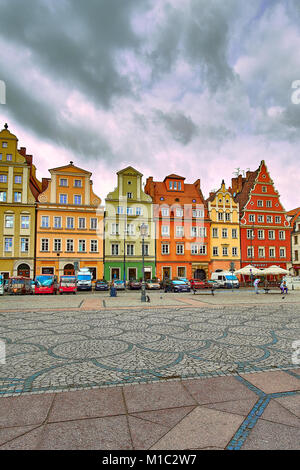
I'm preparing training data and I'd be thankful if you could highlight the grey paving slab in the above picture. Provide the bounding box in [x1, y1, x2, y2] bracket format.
[242, 419, 300, 450]
[0, 394, 54, 427]
[260, 399, 300, 427]
[274, 394, 300, 417]
[0, 426, 45, 450]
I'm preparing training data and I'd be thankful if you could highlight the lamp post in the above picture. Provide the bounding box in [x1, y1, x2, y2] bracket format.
[250, 222, 255, 286]
[140, 223, 147, 302]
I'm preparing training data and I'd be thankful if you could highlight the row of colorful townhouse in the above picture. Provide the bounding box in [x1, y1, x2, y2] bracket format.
[0, 123, 299, 282]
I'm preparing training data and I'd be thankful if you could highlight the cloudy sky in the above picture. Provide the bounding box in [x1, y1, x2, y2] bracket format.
[0, 0, 300, 209]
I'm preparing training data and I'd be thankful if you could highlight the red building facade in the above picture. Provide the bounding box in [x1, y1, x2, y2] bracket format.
[231, 161, 291, 270]
[145, 174, 211, 280]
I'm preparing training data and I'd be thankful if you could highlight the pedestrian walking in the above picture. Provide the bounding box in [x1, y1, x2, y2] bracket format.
[254, 277, 260, 294]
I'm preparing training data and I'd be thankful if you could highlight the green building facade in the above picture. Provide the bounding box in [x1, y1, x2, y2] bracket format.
[104, 167, 155, 281]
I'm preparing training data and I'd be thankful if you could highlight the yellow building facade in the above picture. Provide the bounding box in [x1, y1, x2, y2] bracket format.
[207, 180, 241, 274]
[36, 162, 104, 280]
[0, 124, 41, 279]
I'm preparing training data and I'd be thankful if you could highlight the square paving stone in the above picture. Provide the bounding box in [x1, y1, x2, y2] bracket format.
[150, 406, 244, 450]
[182, 376, 257, 405]
[0, 425, 39, 447]
[128, 415, 169, 449]
[240, 371, 300, 394]
[260, 399, 300, 427]
[48, 387, 125, 422]
[0, 394, 55, 428]
[123, 381, 197, 413]
[37, 415, 132, 450]
[202, 397, 258, 417]
[242, 420, 300, 450]
[0, 426, 45, 450]
[274, 394, 300, 418]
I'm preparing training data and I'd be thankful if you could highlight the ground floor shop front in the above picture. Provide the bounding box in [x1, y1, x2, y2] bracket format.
[104, 260, 155, 281]
[0, 259, 34, 279]
[155, 262, 209, 281]
[35, 258, 103, 280]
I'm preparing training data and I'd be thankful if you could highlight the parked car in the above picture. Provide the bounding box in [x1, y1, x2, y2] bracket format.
[113, 280, 125, 290]
[176, 277, 191, 287]
[94, 280, 109, 291]
[190, 279, 209, 289]
[164, 279, 191, 293]
[59, 276, 77, 295]
[8, 277, 33, 295]
[129, 279, 142, 290]
[146, 279, 161, 290]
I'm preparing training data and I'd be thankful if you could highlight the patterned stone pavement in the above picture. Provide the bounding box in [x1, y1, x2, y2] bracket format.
[0, 303, 300, 449]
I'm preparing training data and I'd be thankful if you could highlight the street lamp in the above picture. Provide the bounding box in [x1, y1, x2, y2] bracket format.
[140, 223, 148, 302]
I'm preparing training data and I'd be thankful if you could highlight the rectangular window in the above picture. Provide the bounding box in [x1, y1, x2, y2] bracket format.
[247, 247, 254, 258]
[66, 217, 74, 229]
[257, 200, 263, 207]
[222, 247, 228, 256]
[126, 244, 134, 256]
[247, 229, 254, 239]
[0, 191, 6, 202]
[191, 244, 206, 255]
[161, 208, 169, 217]
[78, 218, 86, 229]
[15, 175, 22, 184]
[169, 181, 172, 189]
[279, 248, 286, 258]
[178, 182, 182, 190]
[54, 216, 61, 229]
[218, 212, 223, 221]
[41, 216, 49, 228]
[74, 179, 82, 187]
[225, 213, 231, 221]
[175, 225, 184, 237]
[191, 226, 197, 237]
[199, 227, 207, 238]
[176, 244, 184, 255]
[90, 218, 97, 230]
[161, 225, 170, 236]
[78, 240, 86, 252]
[232, 247, 238, 257]
[262, 186, 267, 193]
[212, 228, 218, 238]
[142, 244, 149, 256]
[14, 192, 21, 202]
[117, 206, 124, 215]
[127, 192, 132, 199]
[258, 247, 265, 258]
[41, 239, 49, 252]
[258, 230, 265, 239]
[6, 154, 12, 161]
[60, 194, 67, 204]
[232, 229, 237, 239]
[127, 207, 133, 215]
[5, 215, 14, 228]
[266, 215, 273, 223]
[54, 239, 61, 252]
[74, 195, 82, 205]
[213, 246, 218, 256]
[176, 208, 183, 217]
[66, 239, 74, 252]
[266, 200, 272, 208]
[268, 230, 275, 240]
[0, 154, 2, 160]
[60, 178, 68, 186]
[4, 237, 12, 252]
[249, 214, 255, 222]
[269, 247, 275, 258]
[222, 228, 228, 238]
[2, 142, 8, 148]
[161, 243, 170, 254]
[111, 223, 119, 235]
[279, 231, 285, 240]
[275, 216, 281, 224]
[21, 238, 29, 252]
[127, 223, 135, 235]
[192, 209, 204, 218]
[21, 216, 30, 229]
[111, 244, 119, 255]
[136, 207, 142, 215]
[174, 182, 177, 190]
[258, 215, 264, 223]
[0, 175, 7, 182]
[90, 240, 98, 252]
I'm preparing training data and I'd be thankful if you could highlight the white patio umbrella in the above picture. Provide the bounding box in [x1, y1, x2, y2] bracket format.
[234, 265, 264, 276]
[260, 265, 289, 275]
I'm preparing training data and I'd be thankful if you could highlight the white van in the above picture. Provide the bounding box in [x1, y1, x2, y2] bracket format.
[283, 276, 300, 290]
[211, 271, 239, 288]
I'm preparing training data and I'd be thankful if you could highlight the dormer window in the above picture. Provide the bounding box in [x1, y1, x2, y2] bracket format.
[2, 142, 7, 148]
[169, 181, 172, 189]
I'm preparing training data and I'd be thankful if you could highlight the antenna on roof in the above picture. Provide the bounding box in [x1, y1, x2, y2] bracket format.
[233, 167, 241, 177]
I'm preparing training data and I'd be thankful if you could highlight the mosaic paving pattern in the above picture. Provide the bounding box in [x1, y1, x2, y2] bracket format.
[0, 304, 300, 396]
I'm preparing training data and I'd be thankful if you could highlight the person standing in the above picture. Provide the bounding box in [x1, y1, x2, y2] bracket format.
[254, 277, 260, 294]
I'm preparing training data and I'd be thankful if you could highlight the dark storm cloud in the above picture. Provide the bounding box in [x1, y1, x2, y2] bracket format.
[155, 110, 198, 145]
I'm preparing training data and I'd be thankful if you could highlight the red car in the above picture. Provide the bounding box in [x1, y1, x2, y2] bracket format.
[59, 276, 77, 295]
[190, 279, 211, 290]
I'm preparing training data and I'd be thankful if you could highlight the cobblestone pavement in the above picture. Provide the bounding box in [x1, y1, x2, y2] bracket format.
[0, 303, 300, 396]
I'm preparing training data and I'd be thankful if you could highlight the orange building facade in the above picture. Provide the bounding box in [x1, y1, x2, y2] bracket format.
[36, 162, 104, 280]
[145, 174, 211, 280]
